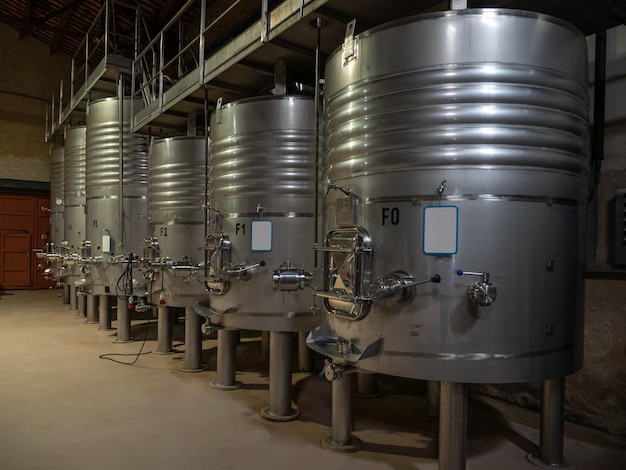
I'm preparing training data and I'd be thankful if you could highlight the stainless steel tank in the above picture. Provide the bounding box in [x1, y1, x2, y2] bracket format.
[63, 127, 87, 254]
[50, 147, 65, 249]
[205, 95, 319, 332]
[147, 136, 209, 307]
[85, 97, 149, 296]
[309, 9, 590, 384]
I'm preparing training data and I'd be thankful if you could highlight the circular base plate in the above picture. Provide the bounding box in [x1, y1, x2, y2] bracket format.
[210, 380, 242, 391]
[96, 327, 115, 332]
[321, 435, 362, 453]
[153, 349, 177, 355]
[527, 453, 575, 469]
[84, 320, 98, 324]
[178, 364, 205, 373]
[261, 406, 300, 422]
[113, 338, 135, 344]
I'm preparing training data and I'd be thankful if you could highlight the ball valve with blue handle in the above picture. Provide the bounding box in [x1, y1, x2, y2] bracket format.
[456, 269, 497, 308]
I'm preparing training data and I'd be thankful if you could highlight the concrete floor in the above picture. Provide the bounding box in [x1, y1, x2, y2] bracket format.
[1, 289, 625, 470]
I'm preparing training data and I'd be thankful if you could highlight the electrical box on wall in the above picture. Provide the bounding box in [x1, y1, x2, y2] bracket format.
[615, 187, 626, 266]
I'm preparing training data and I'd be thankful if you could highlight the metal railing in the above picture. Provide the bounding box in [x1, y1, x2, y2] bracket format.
[130, 0, 317, 127]
[45, 0, 139, 141]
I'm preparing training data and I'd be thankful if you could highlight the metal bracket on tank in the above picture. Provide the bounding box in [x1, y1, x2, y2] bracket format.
[313, 226, 373, 321]
[342, 19, 357, 65]
[306, 323, 382, 363]
[215, 97, 223, 124]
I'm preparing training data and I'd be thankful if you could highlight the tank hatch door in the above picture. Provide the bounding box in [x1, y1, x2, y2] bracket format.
[313, 226, 373, 320]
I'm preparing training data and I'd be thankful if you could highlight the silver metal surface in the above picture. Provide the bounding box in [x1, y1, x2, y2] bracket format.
[97, 294, 113, 331]
[155, 306, 174, 353]
[85, 97, 148, 296]
[180, 307, 203, 372]
[538, 377, 566, 466]
[261, 331, 299, 421]
[148, 136, 208, 308]
[50, 147, 65, 248]
[86, 294, 98, 323]
[114, 297, 133, 343]
[63, 127, 87, 291]
[207, 96, 319, 332]
[211, 329, 242, 390]
[69, 284, 78, 310]
[439, 381, 468, 470]
[314, 9, 590, 383]
[321, 366, 361, 452]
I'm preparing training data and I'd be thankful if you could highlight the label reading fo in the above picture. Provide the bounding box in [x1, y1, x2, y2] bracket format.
[423, 206, 458, 255]
[251, 220, 272, 252]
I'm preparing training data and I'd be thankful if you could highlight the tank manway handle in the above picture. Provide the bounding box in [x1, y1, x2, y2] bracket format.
[368, 271, 441, 307]
[456, 269, 497, 308]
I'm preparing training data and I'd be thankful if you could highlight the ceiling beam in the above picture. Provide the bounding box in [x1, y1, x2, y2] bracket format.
[19, 0, 33, 39]
[208, 80, 258, 96]
[40, 0, 84, 23]
[50, 8, 74, 55]
[0, 14, 83, 38]
[234, 59, 275, 77]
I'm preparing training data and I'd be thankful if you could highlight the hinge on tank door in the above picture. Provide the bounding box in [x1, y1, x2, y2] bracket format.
[342, 19, 357, 65]
[313, 226, 373, 320]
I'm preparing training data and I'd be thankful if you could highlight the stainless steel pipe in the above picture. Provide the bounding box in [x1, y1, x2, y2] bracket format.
[262, 331, 299, 421]
[97, 295, 112, 331]
[155, 306, 174, 354]
[439, 381, 467, 470]
[85, 294, 97, 323]
[322, 370, 361, 452]
[539, 377, 566, 466]
[114, 297, 133, 343]
[69, 285, 77, 311]
[210, 329, 241, 390]
[180, 307, 203, 372]
[62, 285, 70, 304]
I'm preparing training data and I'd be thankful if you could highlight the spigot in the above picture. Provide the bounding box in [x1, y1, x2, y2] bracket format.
[272, 261, 313, 291]
[456, 269, 497, 308]
[201, 320, 218, 335]
[368, 271, 441, 307]
[226, 260, 265, 281]
[321, 359, 344, 381]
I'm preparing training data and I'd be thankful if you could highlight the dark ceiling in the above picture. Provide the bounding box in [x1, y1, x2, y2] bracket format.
[0, 0, 624, 59]
[1, 0, 624, 138]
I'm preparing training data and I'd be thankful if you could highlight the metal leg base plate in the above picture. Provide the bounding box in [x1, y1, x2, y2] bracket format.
[153, 349, 177, 355]
[321, 434, 362, 453]
[261, 406, 300, 422]
[354, 390, 383, 399]
[84, 320, 98, 324]
[178, 364, 205, 373]
[210, 380, 242, 391]
[527, 453, 575, 469]
[96, 327, 115, 332]
[113, 338, 135, 344]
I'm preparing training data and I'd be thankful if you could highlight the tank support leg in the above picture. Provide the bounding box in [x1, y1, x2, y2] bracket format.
[97, 295, 112, 331]
[439, 381, 467, 470]
[322, 368, 361, 452]
[179, 306, 203, 372]
[113, 297, 133, 343]
[85, 294, 97, 323]
[154, 306, 174, 353]
[261, 331, 270, 361]
[69, 285, 78, 311]
[420, 380, 440, 421]
[262, 331, 299, 421]
[211, 329, 241, 390]
[297, 331, 312, 372]
[355, 371, 382, 398]
[62, 284, 70, 304]
[76, 290, 87, 317]
[528, 377, 572, 468]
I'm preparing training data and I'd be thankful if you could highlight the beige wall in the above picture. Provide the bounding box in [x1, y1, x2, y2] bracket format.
[0, 22, 69, 182]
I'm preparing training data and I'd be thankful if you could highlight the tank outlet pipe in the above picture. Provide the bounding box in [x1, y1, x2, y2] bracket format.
[223, 260, 265, 281]
[272, 261, 313, 291]
[368, 272, 441, 307]
[456, 269, 497, 308]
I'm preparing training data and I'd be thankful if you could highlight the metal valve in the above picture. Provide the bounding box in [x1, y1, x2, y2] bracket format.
[226, 260, 266, 281]
[322, 359, 345, 381]
[368, 271, 441, 307]
[456, 269, 497, 307]
[272, 261, 313, 291]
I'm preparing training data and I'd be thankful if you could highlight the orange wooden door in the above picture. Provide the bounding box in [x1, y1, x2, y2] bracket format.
[0, 232, 31, 289]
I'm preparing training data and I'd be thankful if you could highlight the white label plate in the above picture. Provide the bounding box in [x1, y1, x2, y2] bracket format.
[423, 206, 458, 255]
[251, 220, 272, 252]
